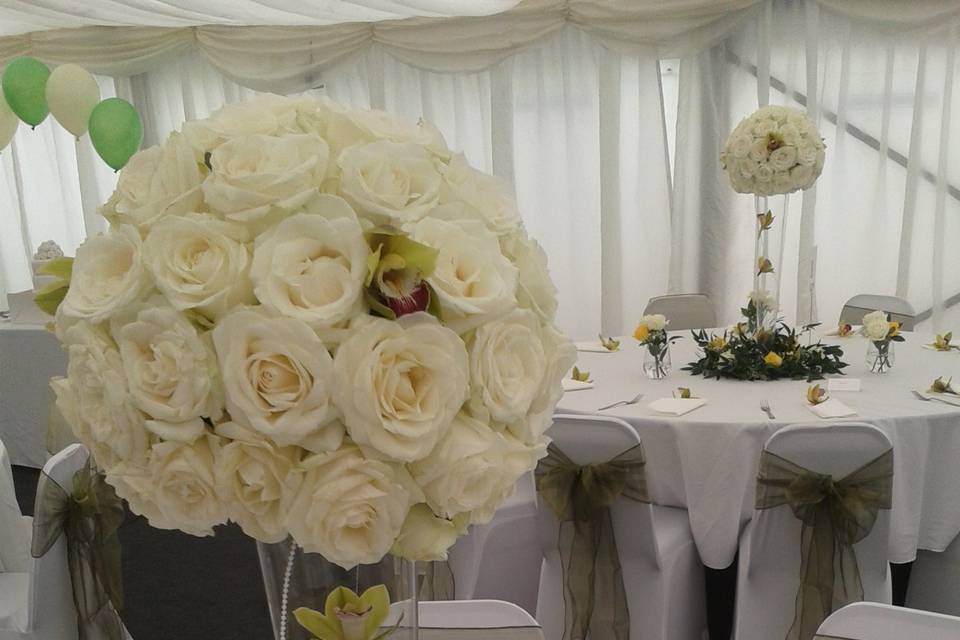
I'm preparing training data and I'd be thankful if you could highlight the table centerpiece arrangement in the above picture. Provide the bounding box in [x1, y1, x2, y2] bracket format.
[687, 104, 847, 382]
[41, 94, 575, 640]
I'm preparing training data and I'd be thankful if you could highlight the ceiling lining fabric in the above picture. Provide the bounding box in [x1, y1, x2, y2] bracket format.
[0, 0, 958, 93]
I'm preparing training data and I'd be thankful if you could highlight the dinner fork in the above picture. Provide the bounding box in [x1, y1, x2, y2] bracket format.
[760, 398, 775, 420]
[911, 390, 960, 406]
[598, 392, 644, 412]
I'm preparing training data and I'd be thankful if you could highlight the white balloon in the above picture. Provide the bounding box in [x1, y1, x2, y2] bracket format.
[46, 63, 100, 138]
[0, 96, 17, 152]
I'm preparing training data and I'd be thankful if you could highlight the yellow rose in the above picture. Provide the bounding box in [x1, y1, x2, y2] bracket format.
[888, 322, 901, 338]
[764, 352, 783, 367]
[633, 323, 650, 342]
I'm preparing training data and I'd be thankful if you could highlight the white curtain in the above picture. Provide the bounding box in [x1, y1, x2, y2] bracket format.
[671, 0, 960, 331]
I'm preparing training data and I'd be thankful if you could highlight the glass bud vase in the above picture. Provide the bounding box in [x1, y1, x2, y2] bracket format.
[643, 342, 672, 379]
[866, 340, 895, 374]
[257, 537, 419, 640]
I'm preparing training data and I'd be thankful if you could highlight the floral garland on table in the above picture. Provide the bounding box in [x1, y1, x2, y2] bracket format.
[44, 95, 575, 570]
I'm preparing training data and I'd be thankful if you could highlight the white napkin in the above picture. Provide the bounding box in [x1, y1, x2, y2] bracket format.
[575, 341, 616, 353]
[563, 378, 595, 392]
[649, 397, 707, 416]
[827, 378, 861, 392]
[915, 390, 960, 406]
[808, 398, 857, 418]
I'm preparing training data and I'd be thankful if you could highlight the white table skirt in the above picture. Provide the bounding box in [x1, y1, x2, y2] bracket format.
[557, 331, 960, 569]
[0, 321, 66, 467]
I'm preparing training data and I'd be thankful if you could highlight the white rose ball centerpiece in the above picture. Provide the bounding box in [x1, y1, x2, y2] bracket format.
[48, 95, 575, 571]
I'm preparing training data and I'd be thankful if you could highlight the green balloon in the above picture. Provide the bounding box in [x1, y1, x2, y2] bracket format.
[88, 98, 143, 171]
[2, 56, 51, 127]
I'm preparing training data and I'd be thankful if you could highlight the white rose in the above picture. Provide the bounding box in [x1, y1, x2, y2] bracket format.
[212, 309, 343, 453]
[754, 119, 778, 136]
[470, 309, 556, 425]
[147, 436, 226, 537]
[182, 95, 301, 155]
[755, 164, 774, 183]
[202, 133, 329, 230]
[729, 133, 754, 159]
[439, 154, 521, 234]
[142, 214, 255, 321]
[100, 133, 204, 231]
[332, 313, 469, 462]
[104, 463, 164, 524]
[749, 139, 769, 162]
[112, 302, 223, 432]
[337, 140, 441, 226]
[500, 229, 559, 322]
[61, 226, 152, 323]
[749, 288, 776, 311]
[213, 422, 302, 543]
[769, 145, 798, 172]
[862, 310, 891, 341]
[791, 163, 815, 189]
[409, 411, 538, 523]
[285, 445, 412, 569]
[410, 217, 518, 333]
[250, 195, 368, 340]
[391, 504, 466, 562]
[51, 322, 150, 471]
[797, 141, 818, 166]
[735, 158, 758, 179]
[507, 324, 576, 443]
[780, 123, 800, 146]
[641, 314, 668, 331]
[325, 105, 450, 159]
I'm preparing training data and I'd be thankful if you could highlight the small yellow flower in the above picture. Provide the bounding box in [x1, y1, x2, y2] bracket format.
[837, 323, 853, 337]
[806, 384, 827, 405]
[707, 335, 729, 352]
[633, 323, 650, 343]
[571, 366, 592, 383]
[599, 334, 620, 352]
[764, 351, 783, 367]
[928, 376, 958, 395]
[888, 321, 901, 338]
[757, 257, 774, 276]
[932, 332, 959, 352]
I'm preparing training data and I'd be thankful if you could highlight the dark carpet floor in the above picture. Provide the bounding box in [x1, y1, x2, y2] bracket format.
[13, 465, 274, 640]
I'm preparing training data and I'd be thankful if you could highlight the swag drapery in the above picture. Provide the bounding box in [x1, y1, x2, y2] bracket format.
[1, 0, 959, 338]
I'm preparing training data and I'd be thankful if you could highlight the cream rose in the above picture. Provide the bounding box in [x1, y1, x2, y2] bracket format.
[202, 133, 329, 229]
[142, 213, 254, 321]
[285, 445, 412, 569]
[640, 314, 668, 331]
[61, 226, 152, 323]
[250, 195, 368, 339]
[51, 322, 150, 471]
[769, 145, 798, 172]
[507, 324, 576, 443]
[500, 229, 559, 322]
[100, 132, 204, 230]
[112, 302, 223, 433]
[146, 436, 226, 537]
[332, 313, 469, 462]
[409, 411, 538, 523]
[337, 140, 441, 226]
[439, 154, 521, 234]
[862, 310, 891, 341]
[182, 95, 302, 155]
[410, 217, 518, 334]
[212, 309, 343, 452]
[325, 106, 449, 159]
[213, 422, 302, 543]
[391, 504, 466, 562]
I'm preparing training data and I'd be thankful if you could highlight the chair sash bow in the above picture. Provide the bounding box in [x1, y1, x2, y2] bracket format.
[535, 443, 649, 640]
[31, 461, 126, 640]
[755, 449, 894, 640]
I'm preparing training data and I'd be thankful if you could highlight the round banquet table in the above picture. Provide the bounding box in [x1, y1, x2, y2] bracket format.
[556, 330, 960, 569]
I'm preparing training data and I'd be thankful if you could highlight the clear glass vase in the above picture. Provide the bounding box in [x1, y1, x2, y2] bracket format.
[752, 193, 790, 332]
[257, 537, 419, 640]
[643, 341, 672, 379]
[866, 340, 895, 374]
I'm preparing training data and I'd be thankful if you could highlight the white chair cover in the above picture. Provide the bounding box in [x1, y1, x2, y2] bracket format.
[732, 422, 894, 640]
[0, 439, 31, 573]
[816, 602, 960, 640]
[536, 414, 706, 640]
[643, 294, 717, 331]
[905, 534, 960, 616]
[839, 294, 916, 330]
[386, 599, 544, 640]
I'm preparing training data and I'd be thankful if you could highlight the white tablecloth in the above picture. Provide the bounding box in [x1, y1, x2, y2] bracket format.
[557, 331, 960, 568]
[0, 321, 65, 467]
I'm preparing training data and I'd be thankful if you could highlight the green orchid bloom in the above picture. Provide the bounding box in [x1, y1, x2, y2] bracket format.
[33, 256, 73, 316]
[295, 584, 394, 640]
[598, 334, 620, 351]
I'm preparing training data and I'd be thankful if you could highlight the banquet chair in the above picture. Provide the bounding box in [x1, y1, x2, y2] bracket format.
[904, 534, 960, 615]
[536, 414, 706, 640]
[732, 422, 893, 640]
[838, 294, 916, 330]
[0, 438, 33, 636]
[387, 599, 544, 639]
[449, 474, 540, 613]
[643, 294, 717, 330]
[815, 602, 960, 640]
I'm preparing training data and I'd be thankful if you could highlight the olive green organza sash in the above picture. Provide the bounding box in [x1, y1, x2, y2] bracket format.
[535, 442, 649, 640]
[755, 448, 894, 640]
[31, 460, 126, 640]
